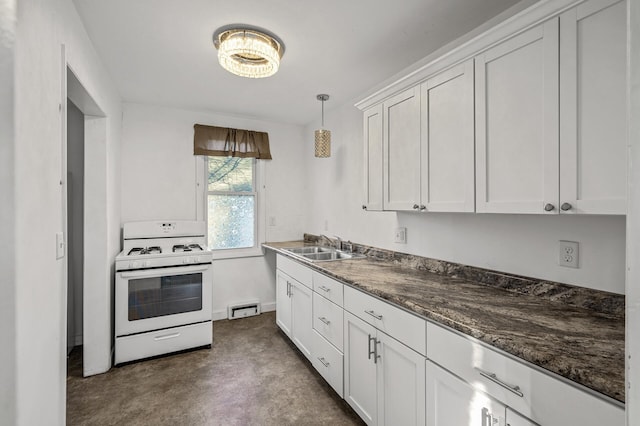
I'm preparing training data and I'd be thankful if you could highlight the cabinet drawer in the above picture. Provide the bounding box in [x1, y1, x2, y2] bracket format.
[313, 271, 344, 307]
[277, 254, 312, 288]
[344, 285, 426, 356]
[312, 330, 344, 398]
[313, 293, 343, 351]
[427, 322, 624, 425]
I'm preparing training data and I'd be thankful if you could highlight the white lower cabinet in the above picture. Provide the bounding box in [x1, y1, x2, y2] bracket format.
[344, 311, 426, 426]
[275, 268, 313, 361]
[426, 360, 534, 426]
[427, 322, 624, 426]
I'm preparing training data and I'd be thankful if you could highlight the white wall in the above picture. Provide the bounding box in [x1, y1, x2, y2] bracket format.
[0, 1, 17, 423]
[121, 103, 306, 318]
[303, 102, 626, 294]
[13, 0, 121, 423]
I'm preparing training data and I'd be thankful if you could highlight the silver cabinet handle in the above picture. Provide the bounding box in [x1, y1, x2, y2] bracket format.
[420, 205, 426, 211]
[475, 367, 524, 397]
[154, 332, 180, 341]
[367, 334, 381, 363]
[412, 204, 419, 210]
[368, 334, 375, 360]
[318, 316, 331, 325]
[365, 310, 383, 320]
[286, 281, 290, 297]
[318, 285, 331, 293]
[544, 203, 555, 211]
[561, 202, 572, 211]
[317, 357, 330, 368]
[362, 205, 367, 210]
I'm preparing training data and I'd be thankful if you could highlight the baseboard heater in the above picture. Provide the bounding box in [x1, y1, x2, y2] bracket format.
[227, 300, 261, 320]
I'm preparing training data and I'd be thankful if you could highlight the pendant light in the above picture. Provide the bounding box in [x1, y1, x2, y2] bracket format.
[315, 94, 331, 158]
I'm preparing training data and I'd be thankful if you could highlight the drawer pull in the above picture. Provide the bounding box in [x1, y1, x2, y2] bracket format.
[154, 332, 180, 341]
[368, 334, 375, 360]
[365, 310, 383, 320]
[317, 357, 330, 368]
[318, 285, 331, 292]
[318, 316, 331, 325]
[475, 367, 524, 398]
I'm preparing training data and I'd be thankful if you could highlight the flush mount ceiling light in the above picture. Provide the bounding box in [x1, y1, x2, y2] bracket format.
[213, 25, 285, 79]
[315, 94, 331, 158]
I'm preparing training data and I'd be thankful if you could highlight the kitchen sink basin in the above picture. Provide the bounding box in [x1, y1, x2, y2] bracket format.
[282, 246, 366, 262]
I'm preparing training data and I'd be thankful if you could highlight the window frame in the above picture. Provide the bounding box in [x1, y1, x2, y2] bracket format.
[196, 156, 265, 260]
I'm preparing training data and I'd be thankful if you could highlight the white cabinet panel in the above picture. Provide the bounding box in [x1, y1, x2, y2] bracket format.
[475, 19, 559, 214]
[364, 104, 384, 211]
[559, 0, 627, 214]
[313, 292, 344, 351]
[277, 254, 312, 287]
[313, 271, 344, 307]
[506, 408, 537, 426]
[421, 59, 475, 212]
[344, 311, 378, 425]
[312, 330, 344, 398]
[291, 279, 313, 361]
[344, 285, 426, 356]
[377, 331, 426, 426]
[383, 86, 421, 211]
[426, 360, 505, 426]
[275, 270, 292, 337]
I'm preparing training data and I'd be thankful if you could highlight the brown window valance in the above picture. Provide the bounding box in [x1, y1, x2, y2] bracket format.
[193, 124, 272, 159]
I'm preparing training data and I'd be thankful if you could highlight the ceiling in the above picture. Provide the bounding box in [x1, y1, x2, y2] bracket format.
[73, 0, 527, 126]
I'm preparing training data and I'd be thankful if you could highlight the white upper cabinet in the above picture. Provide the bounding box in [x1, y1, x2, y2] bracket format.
[559, 0, 627, 215]
[475, 19, 560, 214]
[420, 59, 475, 212]
[363, 104, 384, 211]
[383, 87, 421, 211]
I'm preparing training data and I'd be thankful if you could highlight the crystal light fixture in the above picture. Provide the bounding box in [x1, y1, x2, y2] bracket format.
[315, 94, 331, 158]
[213, 26, 284, 79]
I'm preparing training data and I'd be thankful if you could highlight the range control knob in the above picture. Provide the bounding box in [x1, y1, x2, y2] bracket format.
[130, 261, 139, 269]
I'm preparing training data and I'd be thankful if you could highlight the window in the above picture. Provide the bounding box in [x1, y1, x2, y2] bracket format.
[206, 157, 257, 251]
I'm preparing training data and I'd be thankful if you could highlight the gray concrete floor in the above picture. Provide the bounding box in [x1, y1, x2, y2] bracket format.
[67, 312, 364, 425]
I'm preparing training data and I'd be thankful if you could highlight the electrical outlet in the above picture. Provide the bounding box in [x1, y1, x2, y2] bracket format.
[558, 241, 579, 268]
[394, 227, 407, 244]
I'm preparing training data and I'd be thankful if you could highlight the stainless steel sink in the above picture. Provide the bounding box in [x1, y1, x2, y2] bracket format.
[282, 245, 366, 262]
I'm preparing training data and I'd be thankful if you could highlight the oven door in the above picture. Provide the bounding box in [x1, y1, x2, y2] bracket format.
[115, 264, 212, 337]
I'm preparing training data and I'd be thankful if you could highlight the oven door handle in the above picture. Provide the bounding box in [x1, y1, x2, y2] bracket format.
[119, 266, 209, 279]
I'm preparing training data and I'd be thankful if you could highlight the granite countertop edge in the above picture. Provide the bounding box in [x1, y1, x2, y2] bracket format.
[262, 241, 625, 405]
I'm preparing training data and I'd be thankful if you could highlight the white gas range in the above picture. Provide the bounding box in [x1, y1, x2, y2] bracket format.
[114, 220, 213, 365]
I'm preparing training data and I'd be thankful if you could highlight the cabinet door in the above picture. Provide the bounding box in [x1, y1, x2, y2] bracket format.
[506, 408, 537, 426]
[421, 59, 475, 212]
[383, 86, 421, 211]
[275, 270, 292, 337]
[559, 0, 627, 215]
[475, 19, 559, 214]
[377, 331, 425, 426]
[344, 311, 378, 425]
[290, 279, 313, 361]
[364, 104, 384, 211]
[426, 360, 506, 426]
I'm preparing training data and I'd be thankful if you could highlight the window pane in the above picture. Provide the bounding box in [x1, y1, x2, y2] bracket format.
[208, 194, 255, 249]
[208, 157, 253, 192]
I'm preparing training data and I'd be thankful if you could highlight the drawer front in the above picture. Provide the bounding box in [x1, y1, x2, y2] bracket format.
[312, 330, 344, 398]
[313, 293, 344, 351]
[115, 322, 211, 365]
[344, 285, 426, 356]
[277, 254, 312, 288]
[312, 271, 344, 307]
[427, 322, 624, 425]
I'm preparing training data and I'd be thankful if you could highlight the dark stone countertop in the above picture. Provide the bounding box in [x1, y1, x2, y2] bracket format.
[263, 240, 625, 404]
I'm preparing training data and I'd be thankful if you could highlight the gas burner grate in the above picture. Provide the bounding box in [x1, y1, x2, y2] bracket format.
[173, 244, 204, 253]
[128, 247, 162, 256]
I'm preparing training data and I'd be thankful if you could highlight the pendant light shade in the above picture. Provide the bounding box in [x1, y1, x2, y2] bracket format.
[315, 94, 331, 158]
[213, 26, 284, 79]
